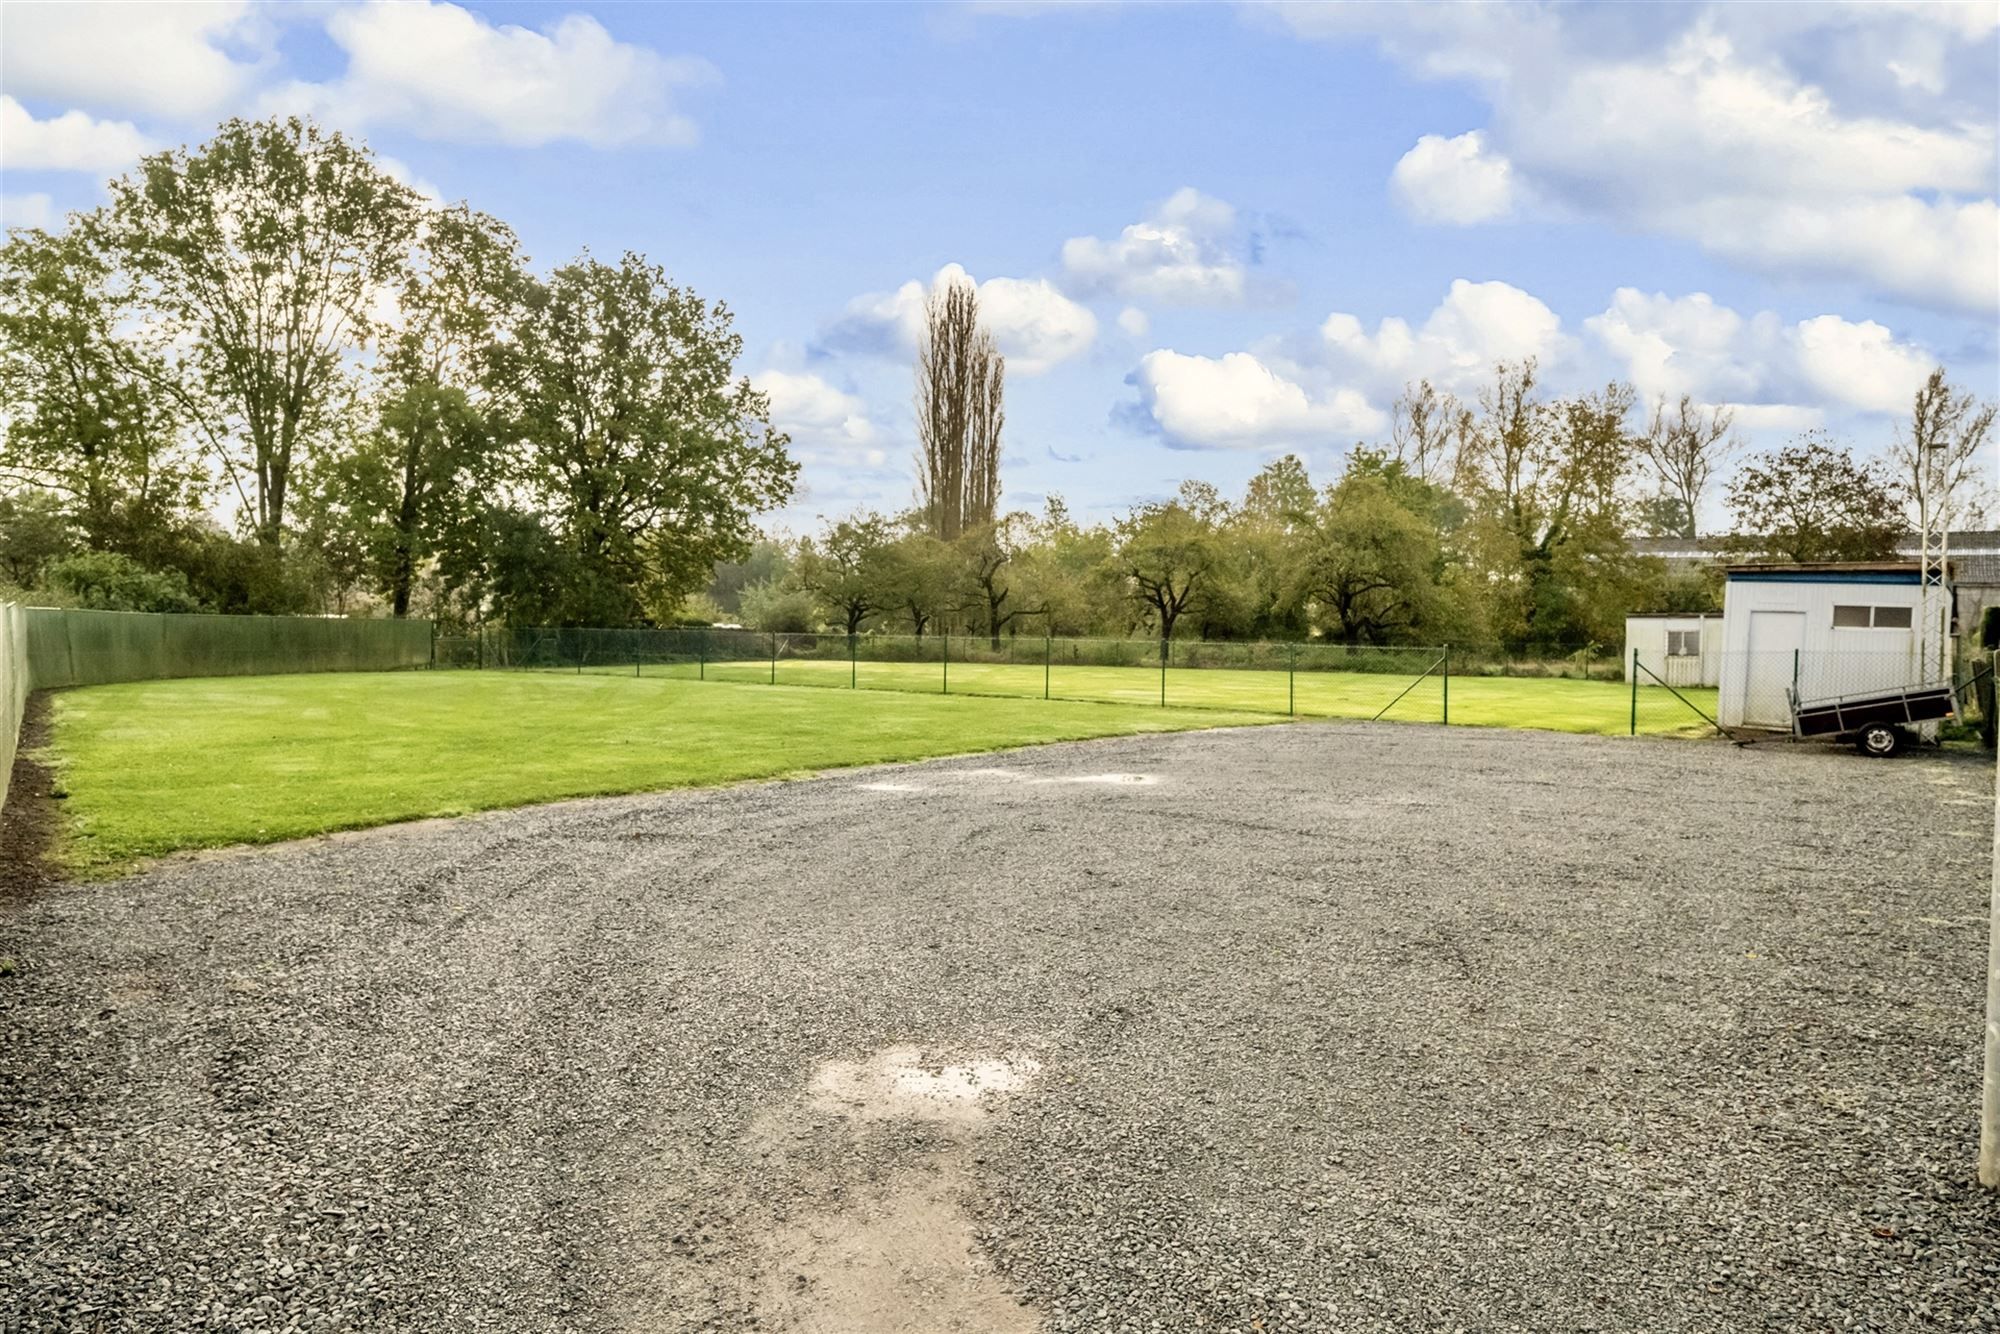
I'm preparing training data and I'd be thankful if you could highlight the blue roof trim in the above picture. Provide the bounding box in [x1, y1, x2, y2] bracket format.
[1726, 570, 1922, 585]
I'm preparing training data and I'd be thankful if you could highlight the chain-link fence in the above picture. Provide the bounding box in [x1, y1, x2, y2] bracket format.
[24, 607, 435, 687]
[430, 626, 1754, 736]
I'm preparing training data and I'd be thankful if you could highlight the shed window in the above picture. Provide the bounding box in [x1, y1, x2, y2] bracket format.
[1832, 604, 1913, 629]
[1666, 629, 1701, 657]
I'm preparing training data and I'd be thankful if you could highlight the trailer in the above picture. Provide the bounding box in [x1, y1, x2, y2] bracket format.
[1791, 682, 1956, 756]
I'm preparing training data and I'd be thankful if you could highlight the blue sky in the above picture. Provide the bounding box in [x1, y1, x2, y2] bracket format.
[2, 1, 1996, 529]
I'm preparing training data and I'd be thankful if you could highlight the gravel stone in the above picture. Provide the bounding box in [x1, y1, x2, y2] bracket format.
[0, 722, 1995, 1331]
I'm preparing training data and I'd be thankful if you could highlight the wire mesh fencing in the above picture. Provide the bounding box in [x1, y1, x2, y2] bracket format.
[424, 624, 2000, 743]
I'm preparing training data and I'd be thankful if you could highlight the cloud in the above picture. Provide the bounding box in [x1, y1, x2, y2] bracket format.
[1276, 6, 2000, 312]
[1674, 194, 1998, 320]
[1061, 187, 1250, 306]
[1586, 287, 1938, 420]
[1125, 276, 1951, 457]
[1116, 306, 1149, 337]
[0, 1, 265, 121]
[757, 369, 883, 462]
[1789, 315, 1936, 417]
[1390, 130, 1516, 224]
[1319, 278, 1567, 395]
[262, 0, 717, 148]
[0, 193, 55, 232]
[1128, 349, 1382, 451]
[821, 263, 1097, 375]
[0, 97, 151, 173]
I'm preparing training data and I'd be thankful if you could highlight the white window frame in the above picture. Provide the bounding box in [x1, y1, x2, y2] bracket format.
[1665, 629, 1701, 657]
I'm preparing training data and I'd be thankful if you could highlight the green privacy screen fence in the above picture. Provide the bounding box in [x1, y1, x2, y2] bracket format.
[21, 608, 434, 689]
[438, 625, 1723, 738]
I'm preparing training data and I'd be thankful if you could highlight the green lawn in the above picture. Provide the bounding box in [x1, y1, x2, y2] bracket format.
[41, 663, 1718, 872]
[42, 672, 1275, 871]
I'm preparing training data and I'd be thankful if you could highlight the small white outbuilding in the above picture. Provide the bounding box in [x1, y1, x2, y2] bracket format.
[1622, 612, 1722, 687]
[1715, 562, 1948, 730]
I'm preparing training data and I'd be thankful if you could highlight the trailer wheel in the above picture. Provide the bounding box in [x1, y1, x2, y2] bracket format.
[1854, 723, 1907, 757]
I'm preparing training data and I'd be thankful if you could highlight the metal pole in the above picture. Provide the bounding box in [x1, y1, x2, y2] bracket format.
[1982, 748, 2000, 1186]
[698, 629, 705, 681]
[1288, 642, 1296, 717]
[850, 632, 857, 688]
[1044, 633, 1051, 700]
[770, 632, 777, 685]
[1442, 645, 1450, 725]
[1160, 637, 1167, 708]
[1629, 648, 1639, 736]
[942, 631, 949, 694]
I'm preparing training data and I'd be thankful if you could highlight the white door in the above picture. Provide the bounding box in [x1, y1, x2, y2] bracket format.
[1742, 610, 1806, 728]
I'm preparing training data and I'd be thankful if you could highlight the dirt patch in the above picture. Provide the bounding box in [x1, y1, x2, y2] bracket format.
[808, 1046, 1040, 1125]
[0, 691, 61, 902]
[758, 1164, 1036, 1334]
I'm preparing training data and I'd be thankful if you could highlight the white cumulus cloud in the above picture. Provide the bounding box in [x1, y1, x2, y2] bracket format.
[757, 369, 881, 460]
[1319, 278, 1567, 395]
[1586, 287, 1939, 421]
[1276, 6, 2000, 312]
[1061, 187, 1249, 306]
[0, 96, 151, 173]
[1129, 349, 1382, 451]
[0, 1, 265, 121]
[262, 0, 716, 148]
[1390, 130, 1516, 224]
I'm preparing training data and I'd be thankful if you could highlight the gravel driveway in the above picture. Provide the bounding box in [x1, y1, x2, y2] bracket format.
[2, 722, 1995, 1332]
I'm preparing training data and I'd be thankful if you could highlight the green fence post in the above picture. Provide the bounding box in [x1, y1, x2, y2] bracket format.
[770, 632, 777, 685]
[1442, 645, 1450, 725]
[850, 632, 857, 688]
[1288, 642, 1296, 717]
[699, 629, 706, 681]
[1629, 648, 1639, 736]
[1044, 633, 1051, 700]
[1792, 648, 1800, 705]
[942, 631, 950, 694]
[1160, 637, 1168, 707]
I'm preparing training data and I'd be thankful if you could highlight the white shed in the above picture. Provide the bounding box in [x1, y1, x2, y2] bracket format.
[1716, 563, 1947, 730]
[1622, 612, 1722, 687]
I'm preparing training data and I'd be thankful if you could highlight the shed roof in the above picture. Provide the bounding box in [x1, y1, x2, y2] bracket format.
[1724, 561, 1927, 584]
[1625, 611, 1723, 619]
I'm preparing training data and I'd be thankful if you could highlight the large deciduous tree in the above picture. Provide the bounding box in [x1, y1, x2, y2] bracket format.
[1893, 367, 1996, 555]
[364, 206, 525, 616]
[794, 511, 894, 636]
[99, 117, 423, 547]
[1296, 457, 1448, 647]
[1726, 432, 1902, 564]
[1115, 483, 1227, 647]
[1458, 361, 1638, 650]
[0, 226, 199, 548]
[915, 278, 1003, 542]
[1636, 394, 1733, 539]
[487, 251, 796, 624]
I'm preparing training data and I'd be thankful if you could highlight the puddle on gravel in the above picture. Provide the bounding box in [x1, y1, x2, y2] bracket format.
[809, 1046, 1040, 1125]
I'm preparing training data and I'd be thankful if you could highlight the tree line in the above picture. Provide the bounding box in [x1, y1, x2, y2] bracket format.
[0, 117, 795, 624]
[723, 329, 1993, 656]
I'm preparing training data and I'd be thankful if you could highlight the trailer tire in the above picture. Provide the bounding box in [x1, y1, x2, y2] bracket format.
[1854, 723, 1907, 758]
